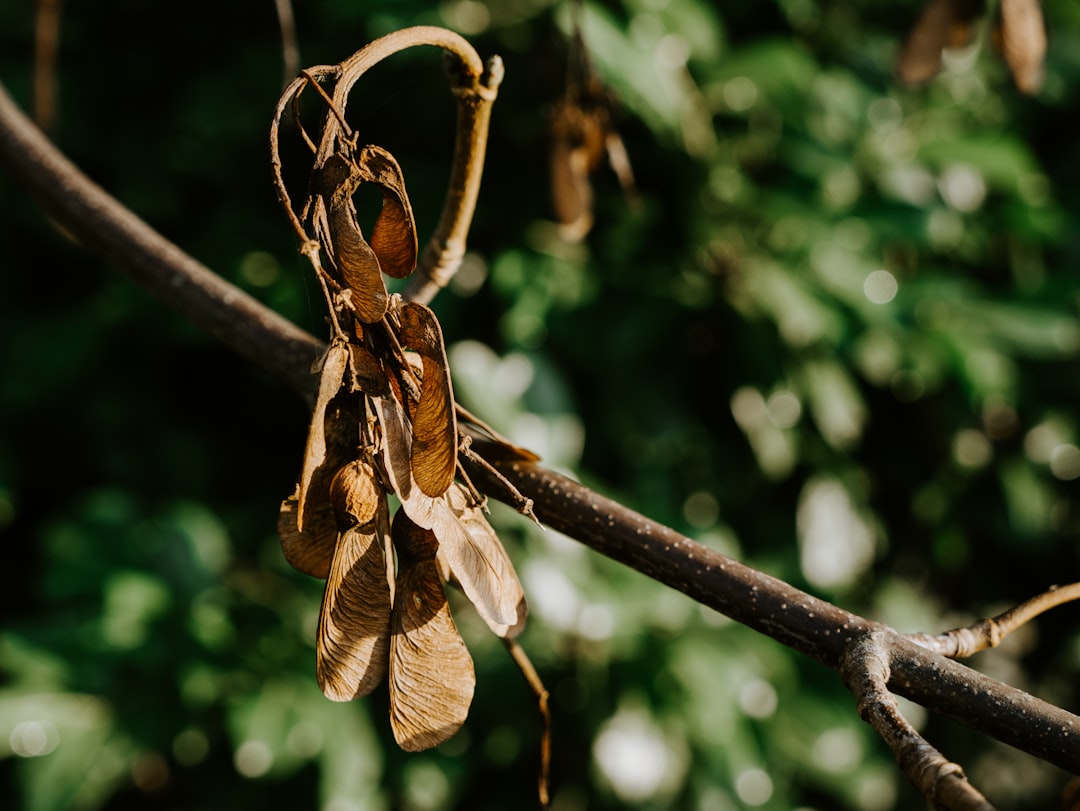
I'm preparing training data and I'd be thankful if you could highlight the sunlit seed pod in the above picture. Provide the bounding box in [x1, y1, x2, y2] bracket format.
[399, 301, 457, 498]
[317, 508, 393, 701]
[357, 145, 418, 280]
[328, 202, 390, 322]
[389, 510, 475, 751]
[995, 0, 1046, 94]
[439, 482, 528, 638]
[330, 458, 383, 528]
[319, 153, 390, 323]
[371, 393, 440, 532]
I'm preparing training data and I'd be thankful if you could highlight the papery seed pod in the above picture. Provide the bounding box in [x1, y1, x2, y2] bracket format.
[357, 145, 418, 280]
[389, 509, 475, 751]
[439, 482, 527, 637]
[897, 0, 985, 86]
[330, 458, 383, 529]
[317, 498, 393, 702]
[320, 154, 390, 323]
[549, 100, 598, 242]
[994, 0, 1046, 94]
[399, 301, 457, 498]
[278, 486, 337, 579]
[298, 341, 350, 530]
[549, 66, 635, 244]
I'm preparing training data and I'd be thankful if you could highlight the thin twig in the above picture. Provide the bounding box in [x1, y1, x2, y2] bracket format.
[907, 582, 1080, 658]
[457, 436, 539, 525]
[502, 636, 551, 810]
[270, 66, 336, 243]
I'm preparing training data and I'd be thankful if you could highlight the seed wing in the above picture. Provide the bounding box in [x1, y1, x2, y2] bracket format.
[316, 508, 393, 702]
[320, 153, 390, 322]
[389, 512, 475, 751]
[371, 392, 440, 529]
[437, 483, 527, 637]
[358, 145, 418, 280]
[399, 302, 457, 498]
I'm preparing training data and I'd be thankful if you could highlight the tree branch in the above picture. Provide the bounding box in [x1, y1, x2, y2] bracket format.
[462, 451, 1080, 778]
[0, 80, 324, 397]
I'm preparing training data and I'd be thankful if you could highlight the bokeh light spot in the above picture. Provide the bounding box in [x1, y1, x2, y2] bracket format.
[938, 165, 986, 212]
[723, 77, 758, 112]
[953, 429, 993, 469]
[234, 740, 273, 778]
[734, 768, 773, 806]
[1050, 444, 1080, 480]
[863, 270, 898, 304]
[9, 720, 59, 757]
[766, 390, 802, 428]
[738, 678, 778, 719]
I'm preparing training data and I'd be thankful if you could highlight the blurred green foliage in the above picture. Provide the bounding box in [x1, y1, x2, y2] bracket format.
[2, 1, 1079, 809]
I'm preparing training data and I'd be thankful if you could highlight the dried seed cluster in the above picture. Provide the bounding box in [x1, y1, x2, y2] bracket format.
[274, 82, 532, 752]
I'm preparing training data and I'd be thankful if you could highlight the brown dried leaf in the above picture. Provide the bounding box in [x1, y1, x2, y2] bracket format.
[389, 510, 475, 751]
[298, 341, 350, 531]
[399, 302, 457, 498]
[330, 458, 382, 528]
[995, 0, 1046, 94]
[278, 486, 337, 579]
[897, 0, 985, 86]
[439, 483, 527, 637]
[320, 154, 389, 323]
[357, 145, 418, 280]
[317, 499, 393, 702]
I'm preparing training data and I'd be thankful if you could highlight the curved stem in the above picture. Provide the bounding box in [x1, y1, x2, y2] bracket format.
[907, 582, 1080, 658]
[269, 27, 500, 306]
[404, 54, 503, 304]
[318, 26, 487, 163]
